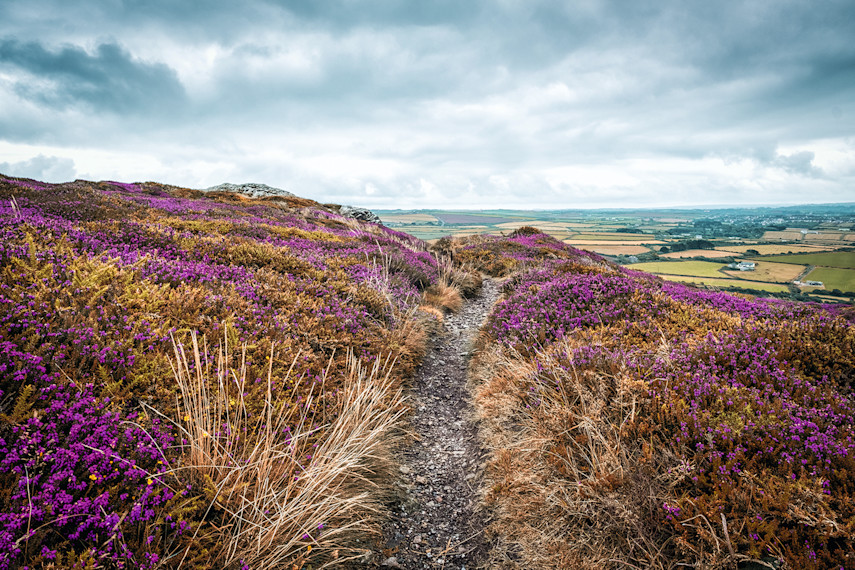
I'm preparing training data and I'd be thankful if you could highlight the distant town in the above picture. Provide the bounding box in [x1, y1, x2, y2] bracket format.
[377, 203, 855, 303]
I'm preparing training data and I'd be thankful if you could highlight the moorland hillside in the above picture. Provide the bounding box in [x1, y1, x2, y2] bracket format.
[1, 175, 853, 569]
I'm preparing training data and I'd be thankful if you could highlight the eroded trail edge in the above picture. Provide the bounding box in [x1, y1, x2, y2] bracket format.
[377, 278, 501, 569]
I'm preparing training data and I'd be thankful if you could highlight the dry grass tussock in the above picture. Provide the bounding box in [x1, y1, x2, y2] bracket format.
[470, 340, 735, 569]
[158, 332, 407, 568]
[423, 282, 463, 313]
[423, 253, 483, 313]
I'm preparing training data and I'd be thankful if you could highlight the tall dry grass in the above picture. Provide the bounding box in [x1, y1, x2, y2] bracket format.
[164, 331, 406, 568]
[471, 339, 732, 569]
[423, 253, 484, 313]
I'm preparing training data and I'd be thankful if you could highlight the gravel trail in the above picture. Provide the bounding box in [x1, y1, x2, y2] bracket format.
[375, 278, 501, 570]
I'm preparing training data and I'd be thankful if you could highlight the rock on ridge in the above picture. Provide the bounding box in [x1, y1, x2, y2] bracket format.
[338, 204, 382, 224]
[204, 182, 295, 199]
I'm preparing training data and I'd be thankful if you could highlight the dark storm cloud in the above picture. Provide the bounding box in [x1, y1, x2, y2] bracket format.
[0, 40, 186, 114]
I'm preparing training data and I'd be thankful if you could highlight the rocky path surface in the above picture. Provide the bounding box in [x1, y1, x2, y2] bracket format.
[376, 279, 501, 570]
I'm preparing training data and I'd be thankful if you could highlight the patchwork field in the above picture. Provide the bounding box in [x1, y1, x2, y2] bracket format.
[762, 230, 808, 241]
[756, 250, 855, 269]
[494, 221, 592, 230]
[576, 244, 651, 256]
[657, 274, 792, 293]
[661, 249, 735, 259]
[433, 213, 520, 225]
[377, 212, 440, 224]
[803, 266, 855, 292]
[627, 260, 728, 278]
[722, 260, 806, 283]
[565, 239, 663, 246]
[717, 244, 833, 255]
[805, 232, 847, 242]
[571, 232, 652, 241]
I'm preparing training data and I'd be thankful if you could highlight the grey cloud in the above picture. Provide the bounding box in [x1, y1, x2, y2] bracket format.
[773, 151, 823, 178]
[0, 40, 186, 114]
[0, 154, 77, 182]
[0, 0, 854, 207]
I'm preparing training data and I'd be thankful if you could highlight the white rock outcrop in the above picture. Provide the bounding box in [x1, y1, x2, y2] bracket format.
[339, 204, 382, 224]
[204, 182, 295, 199]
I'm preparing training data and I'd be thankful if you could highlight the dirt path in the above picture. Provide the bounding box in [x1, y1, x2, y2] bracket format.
[376, 278, 501, 569]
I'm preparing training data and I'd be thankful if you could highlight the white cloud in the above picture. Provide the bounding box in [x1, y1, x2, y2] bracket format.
[0, 152, 76, 181]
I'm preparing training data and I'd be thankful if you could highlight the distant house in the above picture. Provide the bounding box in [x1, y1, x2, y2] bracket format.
[728, 261, 756, 271]
[628, 255, 639, 263]
[795, 280, 826, 288]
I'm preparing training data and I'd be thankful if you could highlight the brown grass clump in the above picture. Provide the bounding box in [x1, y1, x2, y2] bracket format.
[424, 282, 464, 313]
[471, 340, 734, 569]
[161, 332, 406, 568]
[422, 253, 483, 312]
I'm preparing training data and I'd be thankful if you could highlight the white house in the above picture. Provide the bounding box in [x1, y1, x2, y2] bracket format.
[728, 261, 756, 271]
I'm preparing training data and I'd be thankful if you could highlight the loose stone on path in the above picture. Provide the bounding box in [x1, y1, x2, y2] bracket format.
[374, 278, 501, 569]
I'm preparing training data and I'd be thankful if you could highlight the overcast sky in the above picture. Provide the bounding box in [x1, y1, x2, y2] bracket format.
[1, 1, 854, 209]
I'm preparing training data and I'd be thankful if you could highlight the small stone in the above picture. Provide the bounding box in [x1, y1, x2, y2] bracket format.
[399, 465, 411, 475]
[416, 475, 427, 484]
[381, 556, 403, 568]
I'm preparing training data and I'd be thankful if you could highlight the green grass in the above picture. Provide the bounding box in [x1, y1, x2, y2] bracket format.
[803, 267, 855, 293]
[628, 260, 728, 278]
[755, 251, 855, 268]
[657, 275, 791, 293]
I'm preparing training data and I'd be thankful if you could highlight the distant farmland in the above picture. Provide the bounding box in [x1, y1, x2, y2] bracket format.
[433, 213, 520, 224]
[718, 244, 832, 255]
[722, 261, 805, 283]
[661, 249, 735, 259]
[803, 267, 855, 292]
[628, 260, 727, 278]
[756, 250, 855, 269]
[657, 275, 791, 293]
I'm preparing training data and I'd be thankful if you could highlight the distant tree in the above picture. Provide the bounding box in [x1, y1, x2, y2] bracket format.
[659, 246, 670, 253]
[745, 249, 760, 256]
[686, 239, 715, 250]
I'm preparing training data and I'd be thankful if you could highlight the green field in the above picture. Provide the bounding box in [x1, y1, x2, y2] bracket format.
[755, 251, 855, 268]
[803, 267, 855, 292]
[628, 260, 728, 278]
[658, 275, 791, 293]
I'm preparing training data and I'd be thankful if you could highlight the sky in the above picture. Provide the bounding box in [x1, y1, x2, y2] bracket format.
[1, 1, 854, 209]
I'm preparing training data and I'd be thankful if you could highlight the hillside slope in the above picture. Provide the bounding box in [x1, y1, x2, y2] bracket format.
[2, 177, 854, 569]
[448, 229, 855, 569]
[0, 175, 452, 569]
